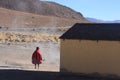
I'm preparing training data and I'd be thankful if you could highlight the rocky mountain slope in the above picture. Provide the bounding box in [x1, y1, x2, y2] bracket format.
[0, 7, 89, 28]
[0, 0, 90, 28]
[0, 0, 86, 20]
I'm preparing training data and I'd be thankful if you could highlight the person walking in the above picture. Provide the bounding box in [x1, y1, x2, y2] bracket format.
[32, 47, 42, 69]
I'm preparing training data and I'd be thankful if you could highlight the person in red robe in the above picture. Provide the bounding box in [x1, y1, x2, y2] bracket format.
[32, 47, 42, 69]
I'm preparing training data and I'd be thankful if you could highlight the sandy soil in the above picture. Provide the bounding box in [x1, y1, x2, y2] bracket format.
[0, 27, 61, 79]
[0, 27, 61, 71]
[0, 42, 60, 71]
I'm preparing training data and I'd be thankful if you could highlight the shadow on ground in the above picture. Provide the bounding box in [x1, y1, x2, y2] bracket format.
[0, 69, 120, 80]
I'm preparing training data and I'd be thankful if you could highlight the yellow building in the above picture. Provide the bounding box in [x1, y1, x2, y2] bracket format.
[60, 23, 120, 75]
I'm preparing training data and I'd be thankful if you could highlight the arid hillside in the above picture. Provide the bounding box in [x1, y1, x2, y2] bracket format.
[0, 0, 86, 20]
[0, 7, 89, 28]
[0, 0, 90, 28]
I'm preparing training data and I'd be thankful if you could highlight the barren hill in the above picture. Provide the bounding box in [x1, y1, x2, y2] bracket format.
[0, 7, 89, 28]
[0, 0, 87, 20]
[0, 0, 90, 28]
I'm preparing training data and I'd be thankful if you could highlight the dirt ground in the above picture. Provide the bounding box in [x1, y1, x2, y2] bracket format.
[0, 42, 59, 71]
[0, 27, 60, 71]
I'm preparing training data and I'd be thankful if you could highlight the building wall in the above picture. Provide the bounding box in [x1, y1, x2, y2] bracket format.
[60, 39, 120, 75]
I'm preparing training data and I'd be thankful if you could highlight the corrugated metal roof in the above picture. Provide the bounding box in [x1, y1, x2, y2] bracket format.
[60, 23, 120, 41]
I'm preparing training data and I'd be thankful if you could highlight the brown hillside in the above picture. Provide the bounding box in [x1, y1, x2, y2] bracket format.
[0, 7, 89, 28]
[0, 0, 87, 20]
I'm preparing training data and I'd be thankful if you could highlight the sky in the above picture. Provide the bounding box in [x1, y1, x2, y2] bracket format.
[43, 0, 120, 20]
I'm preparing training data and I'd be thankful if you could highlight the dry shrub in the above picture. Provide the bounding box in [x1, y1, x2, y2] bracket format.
[0, 32, 60, 43]
[0, 33, 5, 42]
[57, 27, 69, 31]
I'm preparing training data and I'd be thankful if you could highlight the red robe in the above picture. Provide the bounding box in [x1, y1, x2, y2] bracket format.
[32, 49, 42, 64]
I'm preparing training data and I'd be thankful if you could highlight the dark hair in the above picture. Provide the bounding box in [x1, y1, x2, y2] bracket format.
[36, 47, 39, 50]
